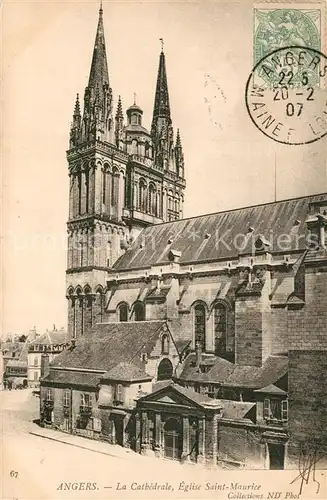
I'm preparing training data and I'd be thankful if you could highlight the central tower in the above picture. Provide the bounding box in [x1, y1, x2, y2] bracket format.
[66, 5, 186, 339]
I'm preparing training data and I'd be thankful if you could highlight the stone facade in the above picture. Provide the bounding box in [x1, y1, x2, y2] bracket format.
[66, 5, 186, 340]
[53, 3, 327, 471]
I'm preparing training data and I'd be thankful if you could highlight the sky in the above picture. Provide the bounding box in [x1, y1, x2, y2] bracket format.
[2, 0, 327, 336]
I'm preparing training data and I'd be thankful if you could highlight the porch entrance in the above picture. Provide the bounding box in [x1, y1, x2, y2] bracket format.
[164, 418, 182, 460]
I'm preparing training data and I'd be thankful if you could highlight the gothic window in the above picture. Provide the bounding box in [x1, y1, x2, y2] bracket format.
[102, 170, 106, 205]
[111, 168, 119, 207]
[161, 334, 169, 355]
[134, 302, 145, 321]
[80, 241, 84, 267]
[85, 169, 89, 213]
[213, 302, 227, 354]
[96, 289, 104, 324]
[139, 180, 147, 213]
[148, 184, 156, 216]
[78, 172, 82, 215]
[194, 304, 206, 350]
[118, 303, 128, 322]
[132, 139, 138, 153]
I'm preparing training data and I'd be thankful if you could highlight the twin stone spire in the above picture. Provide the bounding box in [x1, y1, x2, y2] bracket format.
[69, 4, 184, 177]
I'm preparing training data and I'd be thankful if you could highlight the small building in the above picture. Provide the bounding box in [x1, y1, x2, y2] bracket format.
[2, 341, 29, 388]
[27, 328, 68, 387]
[40, 321, 181, 437]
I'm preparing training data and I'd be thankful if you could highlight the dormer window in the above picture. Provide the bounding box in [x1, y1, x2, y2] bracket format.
[263, 398, 288, 422]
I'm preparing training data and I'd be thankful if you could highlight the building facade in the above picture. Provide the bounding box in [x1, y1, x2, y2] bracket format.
[40, 4, 327, 470]
[27, 328, 68, 387]
[66, 5, 186, 340]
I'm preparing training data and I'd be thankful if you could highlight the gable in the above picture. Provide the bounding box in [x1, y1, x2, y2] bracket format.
[142, 388, 202, 408]
[149, 326, 179, 359]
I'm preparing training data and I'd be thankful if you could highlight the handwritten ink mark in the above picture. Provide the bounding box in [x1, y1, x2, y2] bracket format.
[290, 449, 325, 496]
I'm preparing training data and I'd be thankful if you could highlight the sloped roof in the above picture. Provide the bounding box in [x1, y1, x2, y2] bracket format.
[6, 360, 27, 368]
[179, 354, 288, 390]
[220, 401, 256, 420]
[31, 330, 68, 346]
[179, 354, 235, 383]
[254, 384, 287, 395]
[101, 362, 152, 382]
[224, 355, 288, 389]
[42, 369, 101, 388]
[1, 342, 25, 357]
[113, 193, 326, 270]
[51, 321, 167, 372]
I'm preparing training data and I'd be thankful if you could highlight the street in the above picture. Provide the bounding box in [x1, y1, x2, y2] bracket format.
[0, 389, 204, 500]
[1, 389, 324, 500]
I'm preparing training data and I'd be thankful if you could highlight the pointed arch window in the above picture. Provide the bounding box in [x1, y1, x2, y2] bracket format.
[78, 172, 82, 215]
[85, 169, 89, 213]
[213, 302, 228, 354]
[161, 334, 170, 355]
[139, 180, 147, 213]
[194, 304, 206, 351]
[148, 184, 156, 216]
[118, 303, 128, 322]
[102, 169, 106, 205]
[111, 168, 119, 208]
[134, 302, 145, 321]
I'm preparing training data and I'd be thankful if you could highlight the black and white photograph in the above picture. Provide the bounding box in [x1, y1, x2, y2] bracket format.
[1, 0, 327, 498]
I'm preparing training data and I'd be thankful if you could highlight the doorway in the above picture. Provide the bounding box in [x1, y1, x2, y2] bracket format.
[164, 418, 182, 460]
[268, 443, 285, 469]
[113, 416, 124, 446]
[157, 358, 173, 380]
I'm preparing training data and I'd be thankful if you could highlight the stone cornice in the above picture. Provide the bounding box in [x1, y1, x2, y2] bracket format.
[66, 266, 109, 274]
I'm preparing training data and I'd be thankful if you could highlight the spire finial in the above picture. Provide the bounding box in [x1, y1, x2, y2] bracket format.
[100, 0, 103, 15]
[133, 92, 137, 105]
[74, 93, 81, 116]
[159, 37, 164, 52]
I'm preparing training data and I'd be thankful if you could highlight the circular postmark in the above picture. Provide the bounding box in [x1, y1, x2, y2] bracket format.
[245, 46, 327, 145]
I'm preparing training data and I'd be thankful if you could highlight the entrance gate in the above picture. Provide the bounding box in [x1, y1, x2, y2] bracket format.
[164, 418, 182, 460]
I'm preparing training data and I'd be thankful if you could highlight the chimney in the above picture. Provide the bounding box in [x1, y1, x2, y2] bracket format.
[40, 354, 50, 379]
[195, 341, 202, 370]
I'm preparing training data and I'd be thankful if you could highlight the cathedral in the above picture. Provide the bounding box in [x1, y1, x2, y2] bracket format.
[40, 5, 327, 470]
[66, 4, 185, 339]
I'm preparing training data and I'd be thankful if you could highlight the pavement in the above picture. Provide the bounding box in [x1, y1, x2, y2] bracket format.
[29, 426, 153, 462]
[1, 388, 325, 500]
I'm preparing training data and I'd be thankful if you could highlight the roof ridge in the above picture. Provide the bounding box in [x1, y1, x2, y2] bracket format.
[146, 191, 327, 228]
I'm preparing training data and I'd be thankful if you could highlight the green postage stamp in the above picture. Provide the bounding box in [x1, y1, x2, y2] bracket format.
[254, 7, 321, 63]
[253, 3, 323, 86]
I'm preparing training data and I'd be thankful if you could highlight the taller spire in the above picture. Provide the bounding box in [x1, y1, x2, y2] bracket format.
[151, 47, 171, 138]
[88, 3, 109, 88]
[77, 3, 114, 145]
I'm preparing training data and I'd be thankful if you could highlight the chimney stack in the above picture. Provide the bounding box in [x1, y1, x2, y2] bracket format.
[195, 341, 202, 370]
[40, 354, 50, 379]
